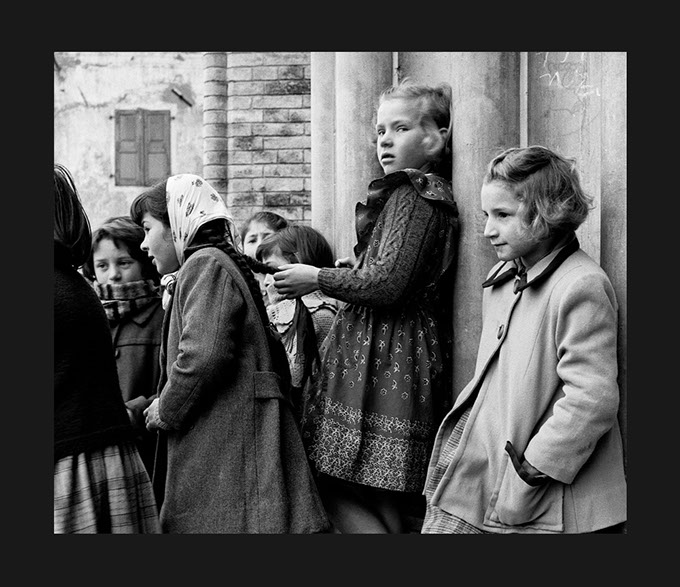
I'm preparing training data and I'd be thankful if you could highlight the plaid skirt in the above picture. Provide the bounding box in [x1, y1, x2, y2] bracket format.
[54, 441, 161, 534]
[422, 406, 491, 534]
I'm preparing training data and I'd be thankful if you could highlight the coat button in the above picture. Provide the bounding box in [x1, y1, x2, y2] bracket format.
[497, 324, 504, 339]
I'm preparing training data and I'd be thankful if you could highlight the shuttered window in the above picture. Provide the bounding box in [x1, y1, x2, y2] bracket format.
[115, 109, 170, 186]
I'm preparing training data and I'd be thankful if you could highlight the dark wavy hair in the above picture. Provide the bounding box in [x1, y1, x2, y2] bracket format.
[54, 163, 92, 269]
[129, 179, 169, 228]
[483, 145, 594, 241]
[82, 215, 161, 284]
[255, 225, 335, 268]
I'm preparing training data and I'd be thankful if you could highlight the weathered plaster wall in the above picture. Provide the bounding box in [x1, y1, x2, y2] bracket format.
[54, 52, 204, 231]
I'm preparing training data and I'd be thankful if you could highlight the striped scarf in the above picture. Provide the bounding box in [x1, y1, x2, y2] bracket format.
[93, 279, 160, 324]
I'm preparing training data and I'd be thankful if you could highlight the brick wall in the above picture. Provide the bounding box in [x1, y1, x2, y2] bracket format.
[225, 52, 311, 231]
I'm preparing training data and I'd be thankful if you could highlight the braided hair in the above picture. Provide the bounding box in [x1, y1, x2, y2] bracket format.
[130, 184, 275, 329]
[130, 185, 290, 388]
[186, 219, 293, 393]
[186, 219, 275, 331]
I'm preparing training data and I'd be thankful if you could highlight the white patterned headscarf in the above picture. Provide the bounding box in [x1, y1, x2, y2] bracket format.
[159, 174, 236, 309]
[165, 174, 236, 267]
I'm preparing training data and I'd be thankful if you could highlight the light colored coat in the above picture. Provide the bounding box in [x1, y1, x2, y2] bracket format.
[426, 238, 627, 533]
[155, 247, 329, 533]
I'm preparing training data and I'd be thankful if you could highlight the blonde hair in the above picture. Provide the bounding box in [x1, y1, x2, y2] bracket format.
[378, 78, 453, 179]
[484, 145, 594, 241]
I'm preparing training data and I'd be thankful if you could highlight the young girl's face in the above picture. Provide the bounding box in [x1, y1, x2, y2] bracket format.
[140, 212, 180, 276]
[481, 181, 549, 267]
[93, 238, 145, 285]
[243, 220, 277, 259]
[376, 98, 438, 175]
[261, 247, 290, 305]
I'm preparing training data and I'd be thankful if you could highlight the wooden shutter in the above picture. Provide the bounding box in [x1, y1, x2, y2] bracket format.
[144, 110, 171, 185]
[115, 109, 171, 186]
[115, 110, 143, 186]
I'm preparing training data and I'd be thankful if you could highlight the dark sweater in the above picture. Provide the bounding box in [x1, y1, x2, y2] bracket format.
[54, 244, 134, 463]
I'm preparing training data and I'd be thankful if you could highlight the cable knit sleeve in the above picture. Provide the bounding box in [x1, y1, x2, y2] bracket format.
[317, 185, 447, 308]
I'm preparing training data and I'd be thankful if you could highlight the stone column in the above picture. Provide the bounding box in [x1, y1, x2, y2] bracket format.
[398, 52, 521, 396]
[310, 52, 392, 258]
[527, 51, 602, 263]
[202, 52, 229, 199]
[600, 51, 627, 463]
[310, 53, 336, 249]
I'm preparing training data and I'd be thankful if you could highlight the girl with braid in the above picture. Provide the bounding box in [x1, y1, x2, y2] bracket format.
[130, 174, 329, 534]
[273, 80, 460, 533]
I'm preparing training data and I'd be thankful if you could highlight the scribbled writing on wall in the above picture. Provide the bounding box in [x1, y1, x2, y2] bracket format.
[537, 52, 600, 99]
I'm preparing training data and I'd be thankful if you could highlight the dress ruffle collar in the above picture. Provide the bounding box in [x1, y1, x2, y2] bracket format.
[354, 168, 459, 276]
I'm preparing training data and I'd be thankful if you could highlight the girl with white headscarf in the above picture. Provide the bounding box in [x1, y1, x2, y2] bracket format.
[130, 174, 330, 533]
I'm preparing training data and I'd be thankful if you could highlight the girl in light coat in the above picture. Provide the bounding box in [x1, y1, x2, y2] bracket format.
[422, 146, 627, 534]
[130, 174, 329, 533]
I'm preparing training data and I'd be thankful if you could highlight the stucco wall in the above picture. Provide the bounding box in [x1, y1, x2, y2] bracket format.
[54, 52, 205, 231]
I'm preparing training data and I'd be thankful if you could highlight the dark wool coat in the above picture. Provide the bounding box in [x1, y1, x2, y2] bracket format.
[112, 299, 164, 474]
[54, 244, 134, 462]
[154, 246, 329, 533]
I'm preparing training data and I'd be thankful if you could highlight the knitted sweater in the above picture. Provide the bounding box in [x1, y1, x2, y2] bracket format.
[54, 244, 134, 463]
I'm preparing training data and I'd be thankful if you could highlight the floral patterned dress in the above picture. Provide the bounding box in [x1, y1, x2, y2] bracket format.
[301, 169, 459, 493]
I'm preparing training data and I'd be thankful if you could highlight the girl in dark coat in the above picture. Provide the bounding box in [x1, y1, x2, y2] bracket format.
[131, 174, 329, 533]
[83, 216, 164, 476]
[54, 164, 160, 533]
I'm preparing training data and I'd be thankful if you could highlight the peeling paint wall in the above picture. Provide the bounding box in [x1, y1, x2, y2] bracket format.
[54, 52, 204, 231]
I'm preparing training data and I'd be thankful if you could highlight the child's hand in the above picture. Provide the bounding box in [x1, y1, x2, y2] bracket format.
[143, 398, 162, 431]
[273, 264, 320, 298]
[334, 257, 354, 268]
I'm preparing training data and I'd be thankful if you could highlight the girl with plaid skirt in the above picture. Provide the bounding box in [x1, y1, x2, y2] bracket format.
[54, 164, 160, 533]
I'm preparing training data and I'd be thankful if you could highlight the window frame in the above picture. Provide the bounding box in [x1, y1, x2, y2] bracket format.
[114, 108, 171, 187]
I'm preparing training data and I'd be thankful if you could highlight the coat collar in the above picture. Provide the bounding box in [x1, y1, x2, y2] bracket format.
[482, 233, 579, 293]
[129, 297, 162, 326]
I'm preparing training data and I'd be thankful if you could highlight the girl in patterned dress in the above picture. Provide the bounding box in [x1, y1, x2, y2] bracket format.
[273, 80, 459, 533]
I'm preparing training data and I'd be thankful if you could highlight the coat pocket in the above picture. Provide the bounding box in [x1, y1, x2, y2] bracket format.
[485, 450, 564, 532]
